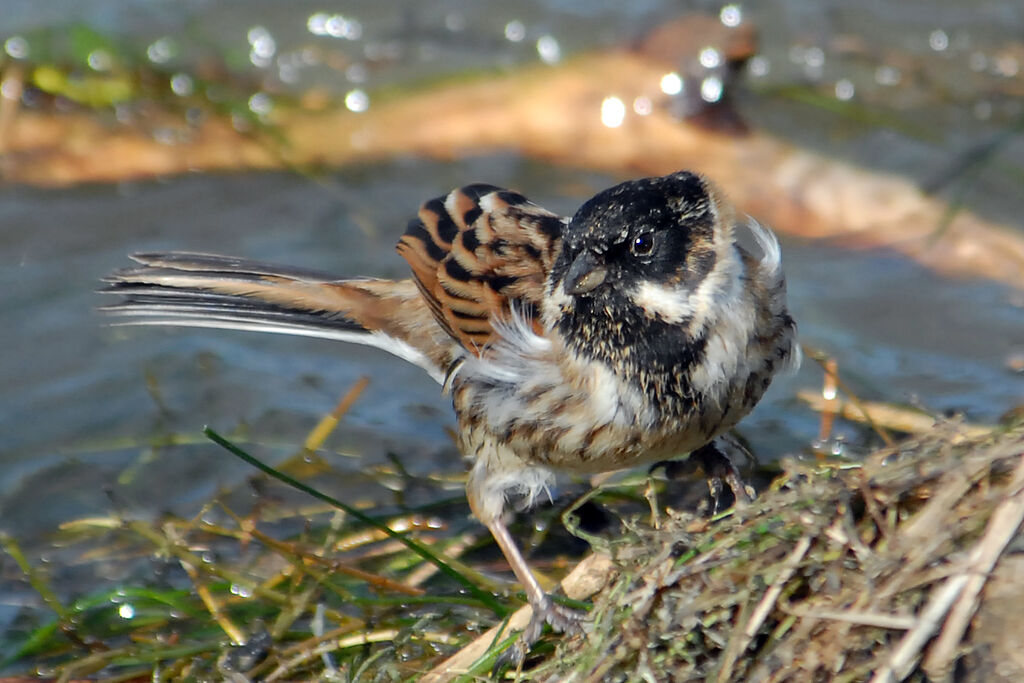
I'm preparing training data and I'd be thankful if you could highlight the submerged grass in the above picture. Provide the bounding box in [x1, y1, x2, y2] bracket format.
[3, 462, 509, 680]
[3, 390, 1022, 680]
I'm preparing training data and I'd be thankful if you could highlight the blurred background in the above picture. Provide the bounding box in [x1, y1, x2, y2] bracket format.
[0, 0, 1021, 667]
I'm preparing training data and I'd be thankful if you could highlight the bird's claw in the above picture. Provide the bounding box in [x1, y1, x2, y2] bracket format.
[650, 441, 755, 513]
[691, 441, 754, 512]
[493, 597, 584, 672]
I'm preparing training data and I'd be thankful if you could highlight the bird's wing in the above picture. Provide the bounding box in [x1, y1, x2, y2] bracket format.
[397, 184, 565, 354]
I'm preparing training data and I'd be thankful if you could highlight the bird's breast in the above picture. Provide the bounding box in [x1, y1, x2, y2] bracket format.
[451, 343, 719, 473]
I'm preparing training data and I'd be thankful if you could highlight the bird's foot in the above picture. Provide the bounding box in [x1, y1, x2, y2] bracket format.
[652, 440, 756, 514]
[691, 441, 754, 512]
[494, 596, 584, 672]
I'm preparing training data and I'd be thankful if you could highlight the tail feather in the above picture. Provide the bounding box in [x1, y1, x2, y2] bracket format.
[100, 252, 448, 383]
[101, 251, 368, 336]
[118, 252, 345, 280]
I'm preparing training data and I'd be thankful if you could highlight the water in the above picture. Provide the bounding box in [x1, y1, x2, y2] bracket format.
[0, 0, 1021, 658]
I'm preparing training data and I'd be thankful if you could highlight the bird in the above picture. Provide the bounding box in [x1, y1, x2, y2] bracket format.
[101, 170, 798, 665]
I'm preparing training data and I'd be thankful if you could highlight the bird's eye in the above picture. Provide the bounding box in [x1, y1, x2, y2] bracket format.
[631, 233, 655, 256]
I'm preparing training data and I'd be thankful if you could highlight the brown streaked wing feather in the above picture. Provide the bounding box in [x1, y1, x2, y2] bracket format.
[396, 184, 564, 355]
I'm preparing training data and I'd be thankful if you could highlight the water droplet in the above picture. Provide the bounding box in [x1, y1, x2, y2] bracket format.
[307, 12, 330, 36]
[720, 5, 743, 27]
[325, 15, 362, 40]
[928, 29, 949, 52]
[247, 26, 276, 58]
[147, 37, 176, 64]
[874, 65, 901, 86]
[4, 36, 28, 59]
[118, 603, 136, 619]
[536, 35, 560, 64]
[633, 96, 653, 116]
[504, 20, 526, 43]
[345, 88, 369, 112]
[87, 49, 112, 71]
[600, 96, 626, 128]
[699, 47, 722, 69]
[804, 47, 825, 68]
[230, 584, 253, 598]
[248, 92, 273, 116]
[748, 56, 770, 77]
[700, 76, 723, 103]
[0, 78, 22, 101]
[250, 51, 271, 68]
[170, 73, 193, 96]
[834, 78, 855, 101]
[660, 72, 683, 96]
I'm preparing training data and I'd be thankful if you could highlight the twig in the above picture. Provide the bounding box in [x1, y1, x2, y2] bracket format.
[797, 390, 991, 439]
[816, 356, 840, 450]
[265, 628, 460, 682]
[178, 559, 246, 646]
[744, 535, 812, 640]
[420, 553, 614, 683]
[871, 454, 1024, 682]
[922, 452, 1024, 678]
[869, 574, 970, 683]
[303, 376, 370, 451]
[715, 535, 812, 682]
[804, 349, 895, 446]
[780, 606, 916, 630]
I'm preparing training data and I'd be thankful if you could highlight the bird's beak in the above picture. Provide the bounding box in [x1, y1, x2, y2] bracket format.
[563, 250, 607, 295]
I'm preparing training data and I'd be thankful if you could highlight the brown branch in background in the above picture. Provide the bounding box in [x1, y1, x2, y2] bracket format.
[1, 44, 1022, 291]
[804, 346, 897, 446]
[816, 356, 840, 454]
[274, 375, 370, 478]
[797, 390, 991, 440]
[303, 375, 370, 452]
[0, 63, 23, 156]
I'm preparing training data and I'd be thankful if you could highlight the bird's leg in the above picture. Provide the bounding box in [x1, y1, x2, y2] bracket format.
[485, 516, 583, 668]
[466, 460, 583, 669]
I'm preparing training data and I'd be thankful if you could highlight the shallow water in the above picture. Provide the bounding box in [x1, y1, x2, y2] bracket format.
[2, 158, 1019, 538]
[0, 0, 1022, 656]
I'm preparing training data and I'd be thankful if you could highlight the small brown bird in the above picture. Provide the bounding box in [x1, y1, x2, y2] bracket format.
[102, 170, 798, 662]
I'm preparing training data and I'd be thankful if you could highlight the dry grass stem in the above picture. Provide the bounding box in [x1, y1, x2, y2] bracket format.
[521, 423, 1024, 682]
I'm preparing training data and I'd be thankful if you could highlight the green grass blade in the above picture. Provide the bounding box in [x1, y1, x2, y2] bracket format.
[203, 426, 508, 616]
